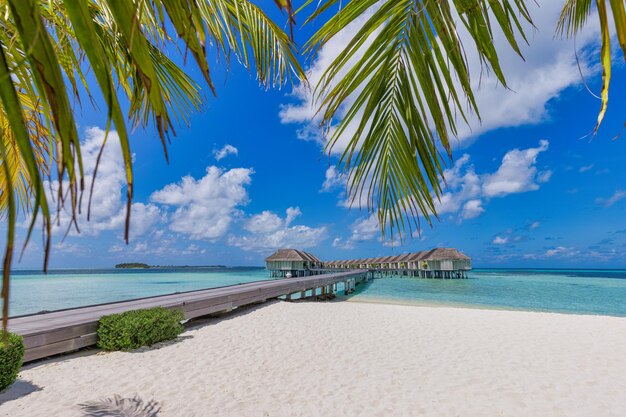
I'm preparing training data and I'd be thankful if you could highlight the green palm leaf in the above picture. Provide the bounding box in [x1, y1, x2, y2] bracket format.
[558, 0, 626, 135]
[0, 0, 304, 332]
[305, 0, 531, 239]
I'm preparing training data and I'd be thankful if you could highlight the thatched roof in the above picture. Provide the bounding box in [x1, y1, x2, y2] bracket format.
[318, 248, 470, 265]
[420, 248, 470, 261]
[395, 253, 414, 262]
[404, 251, 424, 261]
[265, 249, 321, 263]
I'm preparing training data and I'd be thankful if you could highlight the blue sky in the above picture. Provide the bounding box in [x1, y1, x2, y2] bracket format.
[12, 2, 626, 268]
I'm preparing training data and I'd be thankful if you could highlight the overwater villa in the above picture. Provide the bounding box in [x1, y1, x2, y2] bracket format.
[264, 249, 323, 278]
[265, 248, 472, 279]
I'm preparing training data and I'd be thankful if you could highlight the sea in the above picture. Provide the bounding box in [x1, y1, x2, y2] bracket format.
[6, 267, 626, 318]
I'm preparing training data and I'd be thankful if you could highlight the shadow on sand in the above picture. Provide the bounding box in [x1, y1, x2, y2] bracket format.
[79, 394, 161, 417]
[0, 379, 42, 404]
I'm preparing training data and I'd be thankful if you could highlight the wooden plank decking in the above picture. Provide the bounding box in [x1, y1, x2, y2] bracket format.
[8, 270, 369, 363]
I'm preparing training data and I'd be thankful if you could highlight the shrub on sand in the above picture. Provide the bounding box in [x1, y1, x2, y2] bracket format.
[0, 332, 25, 391]
[97, 307, 184, 351]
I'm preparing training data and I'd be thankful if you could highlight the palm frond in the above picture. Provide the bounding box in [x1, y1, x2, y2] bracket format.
[0, 0, 304, 331]
[558, 0, 626, 134]
[305, 0, 531, 239]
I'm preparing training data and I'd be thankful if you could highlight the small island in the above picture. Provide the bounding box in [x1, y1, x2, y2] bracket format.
[114, 263, 227, 269]
[114, 263, 150, 269]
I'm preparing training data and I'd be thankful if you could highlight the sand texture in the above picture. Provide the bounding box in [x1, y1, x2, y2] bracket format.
[1, 301, 625, 416]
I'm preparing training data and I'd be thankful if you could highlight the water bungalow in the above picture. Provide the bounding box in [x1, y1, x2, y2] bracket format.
[265, 248, 471, 279]
[264, 249, 323, 277]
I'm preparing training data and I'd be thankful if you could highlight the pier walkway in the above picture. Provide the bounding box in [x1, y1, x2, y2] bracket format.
[9, 270, 369, 363]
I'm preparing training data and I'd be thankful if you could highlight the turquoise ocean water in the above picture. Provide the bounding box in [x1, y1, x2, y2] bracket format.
[6, 268, 626, 318]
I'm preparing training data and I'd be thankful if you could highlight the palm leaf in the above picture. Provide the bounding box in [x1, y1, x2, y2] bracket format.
[558, 0, 626, 134]
[305, 0, 531, 239]
[0, 0, 304, 332]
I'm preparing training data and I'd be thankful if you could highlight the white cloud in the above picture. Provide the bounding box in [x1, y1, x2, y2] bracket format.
[279, 2, 600, 153]
[285, 206, 302, 226]
[434, 155, 482, 215]
[182, 244, 206, 255]
[53, 242, 91, 254]
[108, 244, 124, 253]
[151, 166, 252, 240]
[321, 166, 346, 192]
[213, 144, 238, 161]
[244, 206, 302, 234]
[245, 211, 284, 234]
[579, 164, 594, 173]
[461, 199, 485, 220]
[596, 190, 626, 207]
[279, 6, 379, 151]
[451, 3, 600, 141]
[524, 246, 580, 260]
[482, 140, 550, 197]
[530, 221, 541, 230]
[436, 140, 550, 221]
[349, 214, 380, 242]
[537, 170, 553, 183]
[493, 236, 509, 245]
[44, 127, 162, 238]
[332, 213, 383, 249]
[332, 237, 354, 250]
[229, 207, 326, 252]
[106, 202, 164, 237]
[332, 140, 551, 244]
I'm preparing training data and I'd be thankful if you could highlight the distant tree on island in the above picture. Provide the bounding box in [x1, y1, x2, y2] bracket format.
[115, 263, 150, 269]
[114, 263, 228, 269]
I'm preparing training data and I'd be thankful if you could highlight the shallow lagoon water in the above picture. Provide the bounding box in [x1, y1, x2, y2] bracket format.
[8, 267, 268, 317]
[7, 267, 626, 317]
[341, 269, 626, 316]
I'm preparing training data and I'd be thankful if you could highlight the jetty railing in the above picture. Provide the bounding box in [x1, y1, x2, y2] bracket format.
[8, 270, 370, 363]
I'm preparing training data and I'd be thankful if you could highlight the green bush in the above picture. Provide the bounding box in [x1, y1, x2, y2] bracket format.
[97, 307, 184, 351]
[0, 332, 25, 392]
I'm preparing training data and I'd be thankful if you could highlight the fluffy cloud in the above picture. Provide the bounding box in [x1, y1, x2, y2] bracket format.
[244, 206, 303, 235]
[280, 2, 600, 153]
[434, 155, 482, 215]
[279, 6, 379, 150]
[151, 166, 252, 240]
[482, 140, 550, 197]
[435, 140, 551, 221]
[524, 246, 581, 260]
[45, 127, 162, 238]
[228, 207, 326, 252]
[213, 144, 238, 161]
[493, 236, 509, 245]
[321, 166, 346, 192]
[245, 211, 284, 234]
[285, 206, 302, 225]
[331, 140, 551, 246]
[348, 214, 380, 242]
[182, 244, 206, 255]
[332, 213, 382, 249]
[596, 190, 626, 208]
[461, 200, 485, 220]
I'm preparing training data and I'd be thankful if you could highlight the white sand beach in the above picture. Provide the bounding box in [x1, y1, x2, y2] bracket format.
[1, 301, 626, 417]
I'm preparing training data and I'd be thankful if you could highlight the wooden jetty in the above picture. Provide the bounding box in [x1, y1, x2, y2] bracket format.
[9, 270, 370, 363]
